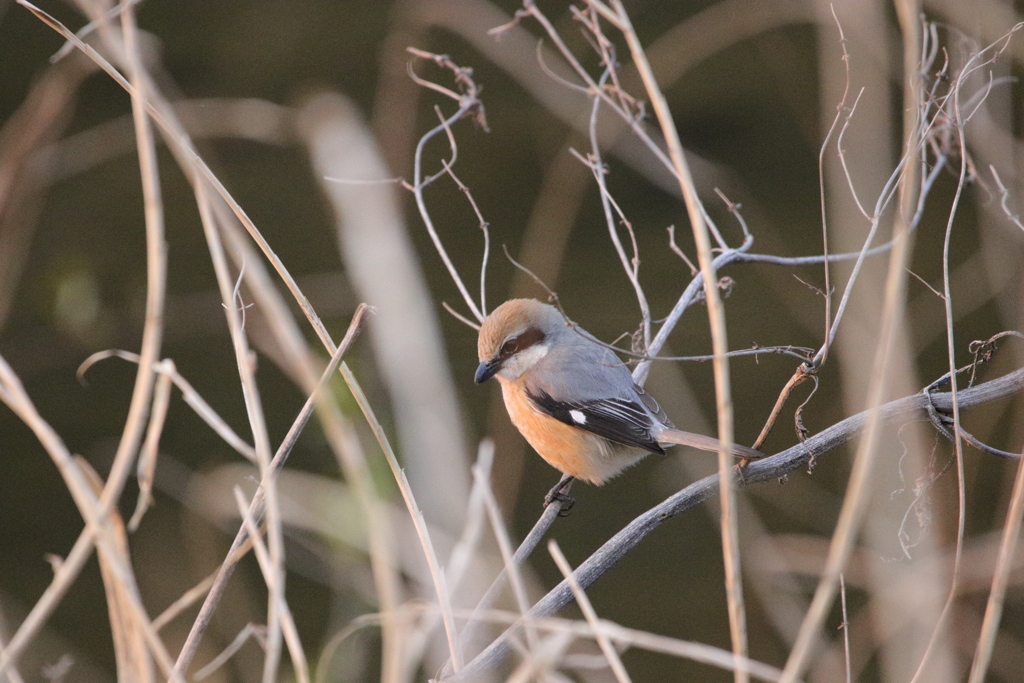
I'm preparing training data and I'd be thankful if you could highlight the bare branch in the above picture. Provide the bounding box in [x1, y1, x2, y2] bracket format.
[407, 49, 488, 322]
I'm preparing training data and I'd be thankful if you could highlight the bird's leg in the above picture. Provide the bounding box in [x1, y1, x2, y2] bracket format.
[544, 474, 575, 515]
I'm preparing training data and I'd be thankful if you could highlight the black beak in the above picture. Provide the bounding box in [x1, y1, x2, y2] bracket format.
[475, 360, 500, 384]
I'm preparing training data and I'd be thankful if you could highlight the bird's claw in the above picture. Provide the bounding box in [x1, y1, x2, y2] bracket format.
[544, 475, 576, 515]
[544, 490, 576, 516]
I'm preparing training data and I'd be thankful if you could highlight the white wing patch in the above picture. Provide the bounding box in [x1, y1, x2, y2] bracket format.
[526, 390, 665, 454]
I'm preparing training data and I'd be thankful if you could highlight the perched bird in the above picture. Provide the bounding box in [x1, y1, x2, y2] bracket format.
[475, 299, 761, 499]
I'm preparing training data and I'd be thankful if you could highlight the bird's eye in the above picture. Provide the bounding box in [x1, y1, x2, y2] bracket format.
[498, 327, 545, 360]
[499, 338, 520, 358]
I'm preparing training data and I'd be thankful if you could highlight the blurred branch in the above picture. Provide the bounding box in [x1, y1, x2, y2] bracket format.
[15, 7, 404, 679]
[351, 602, 787, 682]
[78, 458, 154, 683]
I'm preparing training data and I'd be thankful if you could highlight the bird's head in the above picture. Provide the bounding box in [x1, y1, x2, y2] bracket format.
[475, 299, 562, 383]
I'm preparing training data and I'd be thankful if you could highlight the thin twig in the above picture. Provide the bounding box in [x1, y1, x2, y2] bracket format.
[439, 157, 491, 317]
[426, 443, 498, 671]
[14, 8, 401, 681]
[22, 6, 179, 676]
[667, 225, 698, 276]
[152, 523, 264, 632]
[477, 457, 540, 651]
[0, 352, 184, 683]
[408, 49, 487, 322]
[194, 623, 266, 681]
[442, 301, 482, 330]
[814, 5, 851, 369]
[93, 0, 168, 526]
[990, 165, 1024, 232]
[583, 68, 651, 350]
[458, 493, 565, 656]
[17, 0, 336, 378]
[78, 351, 257, 462]
[344, 602, 785, 682]
[752, 363, 816, 451]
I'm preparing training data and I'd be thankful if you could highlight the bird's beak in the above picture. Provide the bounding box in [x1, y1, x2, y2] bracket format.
[475, 360, 500, 384]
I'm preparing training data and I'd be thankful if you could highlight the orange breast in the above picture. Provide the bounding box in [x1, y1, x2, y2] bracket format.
[498, 377, 646, 484]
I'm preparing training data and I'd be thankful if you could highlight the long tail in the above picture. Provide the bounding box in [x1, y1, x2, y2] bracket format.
[656, 427, 764, 460]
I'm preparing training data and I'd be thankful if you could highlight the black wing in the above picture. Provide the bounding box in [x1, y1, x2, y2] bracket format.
[527, 389, 665, 454]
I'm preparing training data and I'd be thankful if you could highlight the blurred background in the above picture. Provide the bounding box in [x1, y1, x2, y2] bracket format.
[1, 0, 1023, 681]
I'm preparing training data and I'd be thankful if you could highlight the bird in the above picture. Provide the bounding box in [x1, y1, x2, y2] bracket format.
[475, 298, 762, 503]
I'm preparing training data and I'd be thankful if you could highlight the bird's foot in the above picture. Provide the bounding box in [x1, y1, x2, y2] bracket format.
[545, 490, 575, 516]
[544, 475, 575, 516]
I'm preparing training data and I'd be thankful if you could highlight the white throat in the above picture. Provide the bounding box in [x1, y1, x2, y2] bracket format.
[498, 343, 549, 381]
